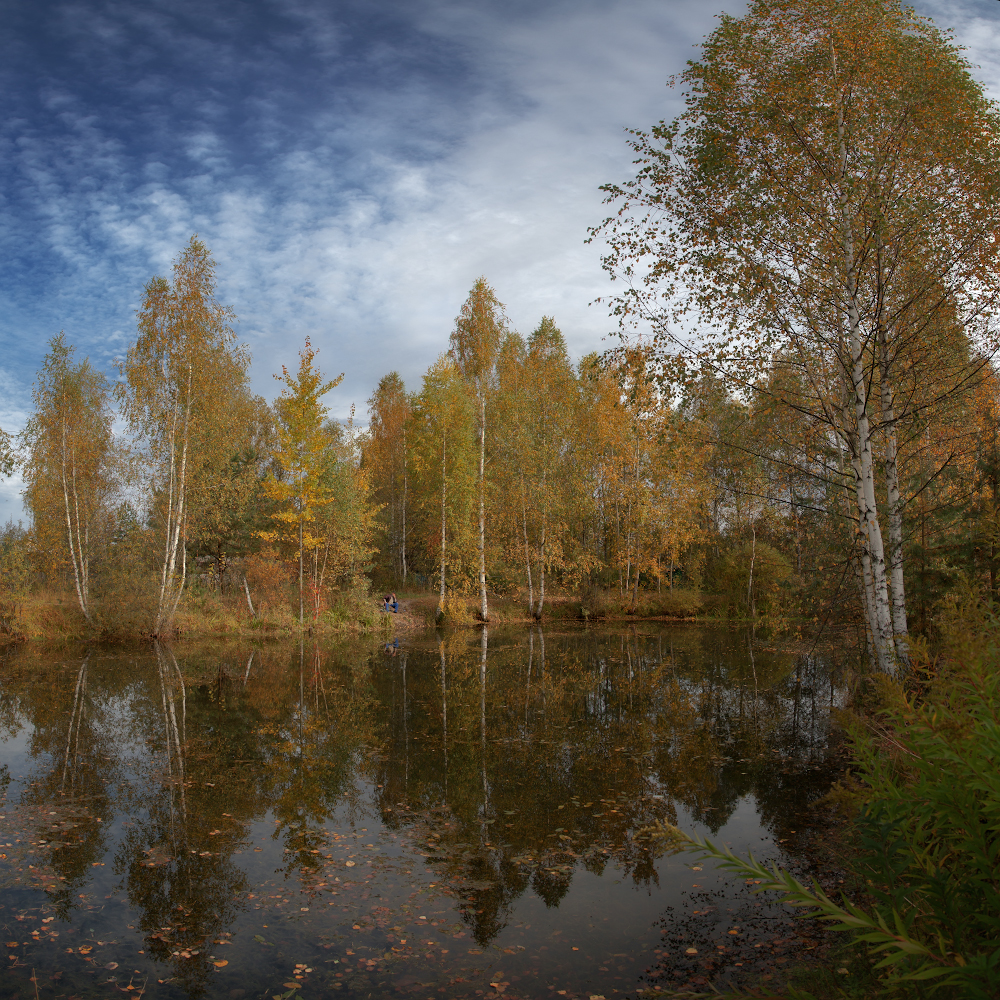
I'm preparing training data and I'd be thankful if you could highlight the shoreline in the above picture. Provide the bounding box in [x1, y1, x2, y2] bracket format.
[0, 589, 835, 647]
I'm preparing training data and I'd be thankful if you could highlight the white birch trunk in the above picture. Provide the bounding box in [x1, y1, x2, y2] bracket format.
[477, 390, 488, 622]
[835, 57, 896, 675]
[878, 336, 909, 664]
[60, 413, 90, 621]
[521, 473, 533, 614]
[535, 468, 546, 619]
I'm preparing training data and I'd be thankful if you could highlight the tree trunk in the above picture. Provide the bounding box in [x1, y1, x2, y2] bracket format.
[877, 327, 909, 665]
[521, 473, 533, 614]
[477, 391, 488, 622]
[835, 59, 896, 675]
[61, 413, 90, 621]
[535, 469, 546, 619]
[158, 380, 191, 635]
[438, 429, 447, 621]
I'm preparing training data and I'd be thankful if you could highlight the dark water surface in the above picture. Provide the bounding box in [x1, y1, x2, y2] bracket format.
[0, 627, 847, 1000]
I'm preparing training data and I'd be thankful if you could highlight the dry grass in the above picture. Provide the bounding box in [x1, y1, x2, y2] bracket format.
[1, 583, 398, 644]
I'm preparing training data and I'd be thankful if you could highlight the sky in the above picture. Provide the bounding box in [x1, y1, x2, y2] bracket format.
[2, 0, 1000, 523]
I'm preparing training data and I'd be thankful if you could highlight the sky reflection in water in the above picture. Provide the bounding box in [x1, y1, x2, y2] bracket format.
[0, 627, 847, 999]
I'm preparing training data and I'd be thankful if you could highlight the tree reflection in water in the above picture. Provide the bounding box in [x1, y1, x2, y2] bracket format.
[0, 627, 846, 997]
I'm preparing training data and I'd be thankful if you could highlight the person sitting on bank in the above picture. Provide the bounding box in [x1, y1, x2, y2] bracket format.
[382, 593, 399, 613]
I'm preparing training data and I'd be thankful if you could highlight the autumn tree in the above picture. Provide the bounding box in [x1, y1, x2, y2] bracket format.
[408, 357, 476, 619]
[308, 413, 381, 607]
[22, 334, 116, 620]
[117, 236, 250, 635]
[520, 319, 579, 617]
[450, 278, 507, 622]
[258, 339, 344, 625]
[595, 0, 1000, 673]
[365, 372, 412, 584]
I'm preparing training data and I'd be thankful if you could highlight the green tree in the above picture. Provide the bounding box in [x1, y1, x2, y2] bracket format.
[259, 338, 344, 625]
[22, 334, 116, 620]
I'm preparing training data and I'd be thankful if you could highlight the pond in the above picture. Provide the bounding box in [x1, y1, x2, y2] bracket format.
[0, 626, 848, 1000]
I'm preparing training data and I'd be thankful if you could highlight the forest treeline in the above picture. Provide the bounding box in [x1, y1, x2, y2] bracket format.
[3, 0, 1000, 676]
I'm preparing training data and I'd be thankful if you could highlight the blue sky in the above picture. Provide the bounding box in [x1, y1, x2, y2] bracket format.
[2, 0, 999, 522]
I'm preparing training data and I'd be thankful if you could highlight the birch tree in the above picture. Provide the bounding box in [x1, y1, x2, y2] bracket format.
[365, 372, 412, 584]
[22, 334, 115, 620]
[409, 356, 475, 620]
[117, 237, 249, 636]
[450, 278, 507, 622]
[594, 0, 1000, 673]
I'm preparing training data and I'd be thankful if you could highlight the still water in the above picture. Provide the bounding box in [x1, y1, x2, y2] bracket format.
[0, 627, 846, 1000]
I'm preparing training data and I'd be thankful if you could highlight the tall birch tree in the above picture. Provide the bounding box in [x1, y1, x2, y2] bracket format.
[409, 357, 475, 620]
[450, 278, 507, 622]
[117, 237, 249, 636]
[22, 334, 115, 620]
[594, 0, 1000, 673]
[366, 373, 412, 583]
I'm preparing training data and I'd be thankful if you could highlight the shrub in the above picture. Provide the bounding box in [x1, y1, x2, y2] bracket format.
[644, 602, 1000, 998]
[244, 549, 291, 615]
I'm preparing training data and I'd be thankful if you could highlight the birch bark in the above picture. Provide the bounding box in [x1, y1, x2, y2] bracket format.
[836, 56, 897, 675]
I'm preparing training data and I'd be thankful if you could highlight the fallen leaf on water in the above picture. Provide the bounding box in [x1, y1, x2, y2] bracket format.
[213, 960, 228, 968]
[685, 947, 698, 955]
[571, 946, 579, 951]
[5, 943, 17, 948]
[79, 946, 93, 955]
[345, 861, 355, 867]
[105, 962, 119, 970]
[283, 983, 299, 989]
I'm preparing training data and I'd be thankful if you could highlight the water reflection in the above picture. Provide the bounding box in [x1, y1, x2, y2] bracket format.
[0, 627, 846, 998]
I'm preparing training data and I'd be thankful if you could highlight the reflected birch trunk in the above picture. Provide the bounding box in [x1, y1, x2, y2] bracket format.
[440, 640, 448, 800]
[156, 642, 187, 849]
[61, 655, 89, 794]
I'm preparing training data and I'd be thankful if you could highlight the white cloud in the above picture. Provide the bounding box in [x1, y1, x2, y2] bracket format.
[1, 0, 997, 533]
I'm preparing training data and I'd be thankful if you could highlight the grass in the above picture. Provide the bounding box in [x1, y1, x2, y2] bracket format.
[0, 584, 399, 643]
